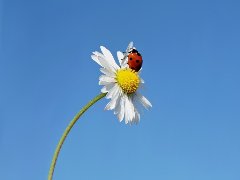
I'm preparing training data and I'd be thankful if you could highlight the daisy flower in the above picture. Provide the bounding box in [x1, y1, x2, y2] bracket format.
[48, 43, 153, 180]
[91, 42, 152, 124]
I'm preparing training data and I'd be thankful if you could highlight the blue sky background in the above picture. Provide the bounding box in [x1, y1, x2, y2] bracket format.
[1, 0, 240, 179]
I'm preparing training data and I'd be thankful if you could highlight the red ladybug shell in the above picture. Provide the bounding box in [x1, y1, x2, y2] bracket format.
[127, 49, 143, 72]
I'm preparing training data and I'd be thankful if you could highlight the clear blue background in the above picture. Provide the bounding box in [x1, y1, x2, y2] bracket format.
[1, 0, 240, 179]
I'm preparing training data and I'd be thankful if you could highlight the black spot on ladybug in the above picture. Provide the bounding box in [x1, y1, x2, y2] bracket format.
[136, 60, 140, 63]
[130, 57, 133, 60]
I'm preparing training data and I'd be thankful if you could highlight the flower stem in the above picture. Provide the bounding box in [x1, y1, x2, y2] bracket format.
[48, 93, 107, 180]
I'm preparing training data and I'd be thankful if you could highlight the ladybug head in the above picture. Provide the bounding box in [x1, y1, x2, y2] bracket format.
[129, 49, 142, 56]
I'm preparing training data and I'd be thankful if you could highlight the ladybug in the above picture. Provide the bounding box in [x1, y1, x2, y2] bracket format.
[127, 49, 143, 72]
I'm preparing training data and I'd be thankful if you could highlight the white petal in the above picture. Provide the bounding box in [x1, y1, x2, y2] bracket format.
[118, 97, 125, 122]
[117, 51, 124, 65]
[99, 80, 114, 86]
[99, 75, 115, 82]
[126, 42, 134, 53]
[105, 97, 117, 110]
[99, 75, 116, 85]
[100, 68, 115, 77]
[91, 54, 102, 66]
[114, 95, 121, 115]
[92, 50, 116, 73]
[129, 96, 141, 125]
[121, 55, 129, 68]
[105, 92, 120, 110]
[98, 55, 116, 73]
[100, 46, 120, 70]
[124, 97, 129, 124]
[128, 96, 136, 121]
[91, 51, 106, 67]
[114, 93, 124, 122]
[106, 83, 119, 99]
[124, 95, 135, 124]
[136, 93, 152, 109]
[93, 51, 105, 58]
[132, 108, 140, 124]
[101, 83, 115, 93]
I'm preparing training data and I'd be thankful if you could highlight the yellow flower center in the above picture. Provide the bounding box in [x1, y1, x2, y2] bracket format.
[116, 68, 140, 94]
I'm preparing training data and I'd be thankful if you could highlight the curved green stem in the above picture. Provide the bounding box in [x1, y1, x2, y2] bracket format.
[48, 93, 106, 180]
